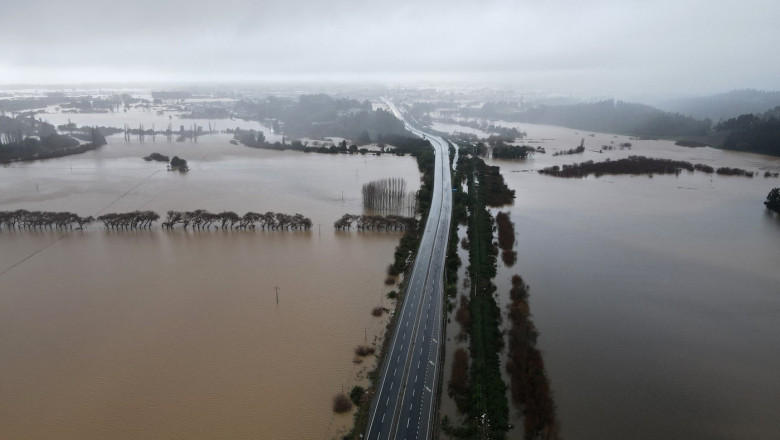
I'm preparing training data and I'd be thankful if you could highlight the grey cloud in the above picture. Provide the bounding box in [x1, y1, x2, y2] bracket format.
[1, 0, 778, 96]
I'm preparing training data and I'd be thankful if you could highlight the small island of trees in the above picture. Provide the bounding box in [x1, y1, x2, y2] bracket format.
[143, 152, 169, 162]
[552, 139, 586, 156]
[766, 188, 780, 213]
[169, 156, 188, 171]
[538, 155, 758, 178]
[1, 115, 107, 163]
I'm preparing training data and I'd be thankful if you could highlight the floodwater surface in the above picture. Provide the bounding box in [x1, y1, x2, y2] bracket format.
[0, 133, 421, 439]
[475, 122, 780, 440]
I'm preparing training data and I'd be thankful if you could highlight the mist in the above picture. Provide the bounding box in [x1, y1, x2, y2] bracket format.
[1, 0, 779, 97]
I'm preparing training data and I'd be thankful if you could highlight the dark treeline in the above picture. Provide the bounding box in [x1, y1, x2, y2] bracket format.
[437, 118, 527, 142]
[57, 121, 115, 143]
[491, 144, 535, 159]
[232, 128, 432, 162]
[540, 155, 723, 178]
[444, 153, 510, 439]
[716, 167, 755, 177]
[714, 109, 780, 156]
[506, 275, 560, 440]
[496, 212, 517, 266]
[234, 94, 406, 141]
[0, 210, 94, 230]
[474, 156, 515, 206]
[234, 129, 365, 154]
[766, 188, 780, 213]
[362, 178, 416, 215]
[163, 210, 311, 230]
[333, 214, 416, 231]
[0, 115, 107, 163]
[460, 99, 712, 138]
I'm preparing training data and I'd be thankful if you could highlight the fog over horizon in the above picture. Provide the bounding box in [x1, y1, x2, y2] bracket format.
[2, 0, 779, 99]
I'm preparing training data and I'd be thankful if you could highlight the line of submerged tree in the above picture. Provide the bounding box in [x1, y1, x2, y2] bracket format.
[496, 212, 517, 267]
[0, 209, 312, 231]
[538, 155, 776, 178]
[333, 214, 416, 231]
[506, 275, 560, 440]
[362, 177, 418, 216]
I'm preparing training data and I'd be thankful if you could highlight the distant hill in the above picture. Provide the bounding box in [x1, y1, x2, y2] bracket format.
[463, 99, 711, 138]
[713, 106, 780, 156]
[655, 89, 780, 122]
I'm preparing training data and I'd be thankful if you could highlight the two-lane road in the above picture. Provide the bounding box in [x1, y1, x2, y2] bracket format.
[365, 100, 452, 440]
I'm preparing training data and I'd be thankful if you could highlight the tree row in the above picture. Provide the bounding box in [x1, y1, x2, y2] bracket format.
[162, 210, 312, 230]
[0, 210, 94, 230]
[0, 209, 312, 231]
[333, 214, 416, 231]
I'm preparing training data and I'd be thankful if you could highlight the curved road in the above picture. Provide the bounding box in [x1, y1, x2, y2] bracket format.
[364, 100, 452, 440]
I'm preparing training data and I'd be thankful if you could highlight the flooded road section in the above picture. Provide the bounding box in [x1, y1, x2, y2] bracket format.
[0, 135, 421, 439]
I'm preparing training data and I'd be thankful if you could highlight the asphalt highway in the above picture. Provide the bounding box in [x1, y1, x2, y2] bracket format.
[364, 100, 452, 440]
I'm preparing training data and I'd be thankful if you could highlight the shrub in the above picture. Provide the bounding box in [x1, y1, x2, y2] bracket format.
[333, 393, 353, 413]
[355, 345, 376, 356]
[349, 386, 365, 406]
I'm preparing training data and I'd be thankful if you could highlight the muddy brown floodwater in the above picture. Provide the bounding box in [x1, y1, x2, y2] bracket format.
[0, 133, 420, 439]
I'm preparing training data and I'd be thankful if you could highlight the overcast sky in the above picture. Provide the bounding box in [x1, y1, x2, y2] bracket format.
[1, 0, 778, 98]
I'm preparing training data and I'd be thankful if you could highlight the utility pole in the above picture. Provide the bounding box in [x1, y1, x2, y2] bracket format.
[275, 286, 280, 304]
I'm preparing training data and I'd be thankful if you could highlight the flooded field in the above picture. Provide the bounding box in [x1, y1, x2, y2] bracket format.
[0, 130, 421, 439]
[439, 120, 780, 439]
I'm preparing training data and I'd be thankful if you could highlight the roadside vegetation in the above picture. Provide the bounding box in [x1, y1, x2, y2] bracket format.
[443, 153, 510, 439]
